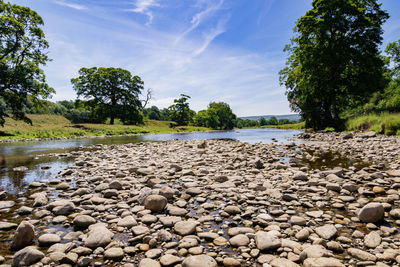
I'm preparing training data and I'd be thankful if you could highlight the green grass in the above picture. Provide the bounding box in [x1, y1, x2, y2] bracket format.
[260, 122, 305, 130]
[346, 113, 400, 135]
[0, 114, 211, 140]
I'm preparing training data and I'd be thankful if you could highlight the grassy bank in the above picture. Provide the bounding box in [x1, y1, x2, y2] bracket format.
[346, 113, 400, 135]
[0, 114, 211, 140]
[261, 122, 305, 130]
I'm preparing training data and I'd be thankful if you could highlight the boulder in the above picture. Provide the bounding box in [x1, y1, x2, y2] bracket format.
[255, 231, 281, 251]
[144, 195, 167, 212]
[10, 221, 35, 251]
[12, 246, 44, 267]
[358, 202, 384, 223]
[182, 255, 217, 267]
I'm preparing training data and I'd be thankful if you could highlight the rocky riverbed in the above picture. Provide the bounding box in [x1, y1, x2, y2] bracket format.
[1, 132, 400, 267]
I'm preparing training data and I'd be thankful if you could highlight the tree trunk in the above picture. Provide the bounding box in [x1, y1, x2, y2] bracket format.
[110, 115, 114, 125]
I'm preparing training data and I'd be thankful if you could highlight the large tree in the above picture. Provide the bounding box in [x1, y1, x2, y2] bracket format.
[279, 0, 389, 130]
[0, 1, 54, 126]
[71, 67, 144, 125]
[194, 102, 236, 130]
[168, 94, 193, 126]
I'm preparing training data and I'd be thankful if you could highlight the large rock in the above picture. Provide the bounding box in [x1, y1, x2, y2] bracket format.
[84, 223, 114, 248]
[73, 215, 96, 228]
[229, 234, 250, 247]
[117, 216, 137, 228]
[12, 246, 44, 267]
[33, 193, 48, 207]
[174, 221, 198, 236]
[255, 231, 281, 251]
[0, 200, 15, 209]
[144, 195, 167, 212]
[0, 222, 17, 230]
[304, 257, 345, 267]
[270, 258, 300, 267]
[182, 255, 217, 267]
[358, 202, 384, 223]
[347, 248, 377, 261]
[10, 221, 35, 251]
[104, 247, 124, 260]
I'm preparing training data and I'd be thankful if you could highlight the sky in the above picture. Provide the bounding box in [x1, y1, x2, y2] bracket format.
[7, 0, 400, 116]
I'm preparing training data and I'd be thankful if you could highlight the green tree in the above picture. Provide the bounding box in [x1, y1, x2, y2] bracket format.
[279, 0, 389, 130]
[168, 94, 192, 126]
[71, 67, 144, 125]
[386, 40, 400, 78]
[268, 116, 278, 125]
[207, 102, 236, 130]
[259, 117, 267, 126]
[0, 1, 54, 126]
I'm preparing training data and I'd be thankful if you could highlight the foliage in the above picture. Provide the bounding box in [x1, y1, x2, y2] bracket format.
[279, 0, 389, 130]
[143, 106, 169, 121]
[386, 40, 400, 78]
[346, 113, 400, 135]
[168, 94, 193, 126]
[71, 67, 144, 125]
[0, 1, 54, 126]
[193, 102, 236, 130]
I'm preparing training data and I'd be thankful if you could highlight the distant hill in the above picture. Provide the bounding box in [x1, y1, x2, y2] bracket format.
[239, 114, 301, 121]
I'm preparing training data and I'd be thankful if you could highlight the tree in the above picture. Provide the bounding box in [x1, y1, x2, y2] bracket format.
[168, 94, 193, 126]
[0, 1, 54, 126]
[386, 40, 400, 78]
[268, 116, 278, 125]
[193, 102, 237, 130]
[71, 67, 144, 125]
[279, 0, 389, 130]
[259, 117, 267, 126]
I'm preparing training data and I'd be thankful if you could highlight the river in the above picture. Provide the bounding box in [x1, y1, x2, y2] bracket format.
[0, 128, 302, 195]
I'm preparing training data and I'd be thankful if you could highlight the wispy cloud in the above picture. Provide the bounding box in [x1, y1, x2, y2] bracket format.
[175, 0, 224, 45]
[128, 0, 160, 26]
[54, 0, 87, 10]
[193, 16, 229, 56]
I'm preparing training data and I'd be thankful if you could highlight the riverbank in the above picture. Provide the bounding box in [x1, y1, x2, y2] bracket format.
[0, 114, 211, 141]
[1, 132, 400, 266]
[346, 113, 400, 135]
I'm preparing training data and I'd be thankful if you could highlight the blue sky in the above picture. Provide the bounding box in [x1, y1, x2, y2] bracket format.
[8, 0, 400, 116]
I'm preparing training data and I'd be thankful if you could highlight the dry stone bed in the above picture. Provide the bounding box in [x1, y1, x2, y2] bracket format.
[1, 134, 400, 266]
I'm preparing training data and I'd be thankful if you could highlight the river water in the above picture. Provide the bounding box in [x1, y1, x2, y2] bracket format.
[0, 128, 302, 195]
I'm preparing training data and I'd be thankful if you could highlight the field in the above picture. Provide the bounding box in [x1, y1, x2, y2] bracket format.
[0, 114, 211, 140]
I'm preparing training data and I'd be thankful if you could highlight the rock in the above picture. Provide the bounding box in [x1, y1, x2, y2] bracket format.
[364, 231, 381, 248]
[38, 233, 61, 246]
[182, 255, 217, 267]
[13, 166, 28, 172]
[10, 221, 35, 251]
[33, 193, 48, 207]
[144, 195, 168, 212]
[390, 208, 400, 219]
[73, 215, 96, 228]
[227, 227, 255, 236]
[255, 231, 281, 251]
[0, 222, 18, 230]
[290, 216, 306, 226]
[174, 221, 198, 236]
[104, 247, 124, 260]
[0, 200, 15, 209]
[270, 258, 299, 267]
[293, 172, 308, 181]
[347, 248, 377, 261]
[117, 216, 137, 227]
[358, 202, 384, 223]
[303, 257, 344, 267]
[138, 187, 153, 204]
[84, 224, 114, 248]
[315, 224, 337, 240]
[12, 246, 44, 267]
[159, 186, 175, 200]
[160, 254, 182, 266]
[139, 258, 161, 267]
[224, 205, 241, 215]
[223, 257, 241, 267]
[295, 228, 309, 241]
[229, 234, 250, 247]
[302, 245, 329, 258]
[50, 200, 75, 215]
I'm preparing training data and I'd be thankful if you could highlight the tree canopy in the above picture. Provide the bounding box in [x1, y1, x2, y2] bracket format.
[71, 67, 144, 125]
[168, 94, 193, 126]
[0, 1, 54, 126]
[279, 0, 389, 130]
[193, 102, 236, 130]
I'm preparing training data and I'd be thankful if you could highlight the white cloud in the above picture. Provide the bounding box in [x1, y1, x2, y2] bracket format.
[193, 15, 228, 56]
[54, 0, 87, 10]
[128, 0, 160, 26]
[174, 0, 224, 45]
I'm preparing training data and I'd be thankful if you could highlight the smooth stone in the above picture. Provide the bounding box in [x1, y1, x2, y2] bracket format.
[223, 257, 241, 267]
[139, 258, 161, 267]
[0, 222, 18, 230]
[38, 234, 61, 246]
[358, 202, 384, 223]
[229, 234, 250, 247]
[315, 225, 337, 240]
[12, 246, 44, 267]
[10, 221, 35, 251]
[270, 258, 300, 267]
[255, 231, 281, 251]
[117, 216, 138, 227]
[0, 200, 15, 209]
[303, 257, 345, 267]
[160, 254, 182, 266]
[84, 224, 114, 248]
[364, 231, 381, 248]
[144, 195, 168, 212]
[73, 215, 96, 228]
[104, 247, 124, 260]
[347, 248, 377, 261]
[174, 221, 198, 236]
[182, 255, 217, 267]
